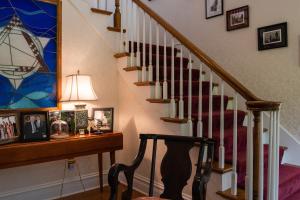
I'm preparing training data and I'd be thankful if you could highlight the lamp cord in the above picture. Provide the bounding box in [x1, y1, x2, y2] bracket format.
[59, 159, 86, 198]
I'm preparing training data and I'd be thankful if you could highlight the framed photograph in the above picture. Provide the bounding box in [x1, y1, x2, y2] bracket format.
[20, 111, 49, 142]
[258, 22, 288, 51]
[0, 0, 61, 110]
[61, 111, 75, 134]
[206, 0, 223, 19]
[0, 113, 19, 144]
[91, 108, 114, 133]
[49, 111, 61, 125]
[226, 6, 249, 31]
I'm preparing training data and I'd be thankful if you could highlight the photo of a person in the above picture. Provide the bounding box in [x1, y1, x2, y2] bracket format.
[0, 114, 19, 144]
[21, 112, 49, 141]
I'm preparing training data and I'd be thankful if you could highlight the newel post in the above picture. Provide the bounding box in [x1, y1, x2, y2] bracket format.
[114, 0, 121, 29]
[246, 101, 281, 200]
[252, 110, 261, 200]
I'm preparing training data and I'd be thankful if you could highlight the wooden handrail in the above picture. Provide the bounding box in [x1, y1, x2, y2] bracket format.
[132, 0, 259, 101]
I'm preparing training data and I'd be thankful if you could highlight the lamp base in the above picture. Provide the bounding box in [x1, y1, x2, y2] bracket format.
[75, 104, 87, 110]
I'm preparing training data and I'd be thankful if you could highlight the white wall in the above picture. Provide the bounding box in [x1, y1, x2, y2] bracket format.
[0, 1, 119, 199]
[141, 0, 300, 141]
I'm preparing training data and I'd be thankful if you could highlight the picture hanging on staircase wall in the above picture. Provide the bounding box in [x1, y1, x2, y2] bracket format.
[0, 0, 61, 110]
[206, 0, 223, 19]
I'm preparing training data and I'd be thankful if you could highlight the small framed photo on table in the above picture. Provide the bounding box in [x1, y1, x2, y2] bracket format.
[20, 112, 49, 142]
[91, 108, 114, 133]
[0, 113, 19, 145]
[226, 6, 249, 31]
[206, 0, 223, 19]
[258, 22, 288, 51]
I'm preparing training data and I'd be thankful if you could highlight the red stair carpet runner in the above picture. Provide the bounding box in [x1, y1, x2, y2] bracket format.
[128, 42, 300, 200]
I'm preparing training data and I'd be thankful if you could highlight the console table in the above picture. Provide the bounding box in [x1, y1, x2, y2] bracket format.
[0, 132, 123, 191]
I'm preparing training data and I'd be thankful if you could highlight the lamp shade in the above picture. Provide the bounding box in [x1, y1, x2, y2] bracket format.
[61, 73, 98, 102]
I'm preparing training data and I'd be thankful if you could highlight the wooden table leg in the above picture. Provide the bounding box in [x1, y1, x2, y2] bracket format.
[110, 151, 116, 165]
[98, 153, 103, 191]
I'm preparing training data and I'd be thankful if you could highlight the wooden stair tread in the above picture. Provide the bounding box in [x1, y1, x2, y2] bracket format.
[212, 161, 233, 174]
[216, 188, 246, 200]
[134, 81, 155, 86]
[90, 8, 112, 15]
[123, 66, 142, 71]
[160, 117, 188, 123]
[146, 99, 171, 103]
[114, 52, 129, 58]
[107, 26, 126, 33]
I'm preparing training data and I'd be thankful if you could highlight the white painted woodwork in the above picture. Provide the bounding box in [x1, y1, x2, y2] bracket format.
[178, 45, 184, 119]
[197, 64, 203, 137]
[163, 30, 168, 100]
[187, 52, 193, 136]
[231, 92, 238, 196]
[219, 80, 225, 169]
[154, 22, 161, 99]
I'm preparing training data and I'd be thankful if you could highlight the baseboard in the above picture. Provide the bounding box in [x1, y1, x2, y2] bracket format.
[119, 172, 192, 200]
[0, 171, 108, 200]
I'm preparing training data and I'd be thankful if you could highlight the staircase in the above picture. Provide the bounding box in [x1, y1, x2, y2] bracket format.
[88, 0, 300, 199]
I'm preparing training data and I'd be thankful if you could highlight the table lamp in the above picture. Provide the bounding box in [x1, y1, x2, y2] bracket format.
[61, 70, 98, 135]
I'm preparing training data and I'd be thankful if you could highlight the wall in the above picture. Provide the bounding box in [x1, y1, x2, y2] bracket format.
[0, 0, 119, 199]
[141, 0, 300, 140]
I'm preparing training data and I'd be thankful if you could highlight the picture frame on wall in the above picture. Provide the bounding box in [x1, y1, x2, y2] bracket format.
[206, 0, 223, 19]
[226, 6, 249, 31]
[20, 111, 49, 142]
[0, 0, 62, 110]
[0, 113, 19, 145]
[91, 108, 114, 133]
[257, 22, 288, 51]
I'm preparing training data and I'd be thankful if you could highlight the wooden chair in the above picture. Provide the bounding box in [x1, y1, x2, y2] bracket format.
[108, 134, 215, 200]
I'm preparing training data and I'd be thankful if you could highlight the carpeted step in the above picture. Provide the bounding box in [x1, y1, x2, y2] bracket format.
[167, 80, 212, 96]
[285, 188, 300, 200]
[182, 95, 229, 113]
[191, 110, 246, 133]
[266, 165, 300, 200]
[140, 53, 189, 68]
[152, 67, 204, 81]
[129, 41, 178, 56]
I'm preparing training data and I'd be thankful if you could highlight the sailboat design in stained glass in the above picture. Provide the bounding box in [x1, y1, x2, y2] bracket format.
[0, 0, 58, 109]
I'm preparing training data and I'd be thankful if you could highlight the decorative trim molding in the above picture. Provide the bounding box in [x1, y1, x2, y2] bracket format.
[119, 173, 192, 200]
[0, 171, 108, 200]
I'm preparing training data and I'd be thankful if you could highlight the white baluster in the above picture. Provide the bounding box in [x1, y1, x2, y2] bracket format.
[208, 69, 213, 138]
[136, 8, 141, 67]
[259, 112, 264, 200]
[187, 52, 193, 136]
[231, 92, 238, 196]
[97, 0, 100, 9]
[219, 80, 225, 169]
[124, 0, 129, 53]
[119, 0, 123, 52]
[130, 1, 134, 67]
[267, 111, 274, 200]
[154, 22, 161, 99]
[178, 45, 184, 119]
[141, 11, 146, 81]
[169, 38, 176, 118]
[275, 110, 280, 200]
[148, 18, 153, 82]
[163, 30, 168, 100]
[197, 64, 203, 137]
[246, 111, 253, 200]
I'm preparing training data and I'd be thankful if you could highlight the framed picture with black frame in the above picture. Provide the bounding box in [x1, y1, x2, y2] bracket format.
[20, 111, 49, 142]
[258, 22, 288, 51]
[206, 0, 224, 19]
[226, 6, 249, 31]
[91, 107, 114, 133]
